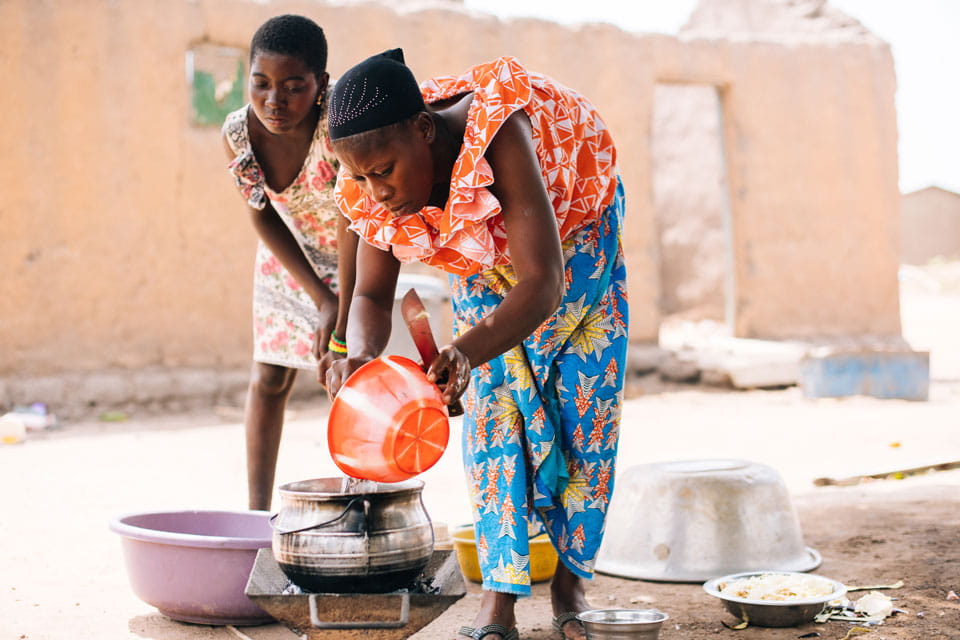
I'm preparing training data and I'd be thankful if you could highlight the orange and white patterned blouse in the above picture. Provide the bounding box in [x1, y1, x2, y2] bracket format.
[335, 56, 619, 276]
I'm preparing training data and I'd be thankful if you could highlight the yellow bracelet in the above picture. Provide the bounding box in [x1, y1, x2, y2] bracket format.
[329, 332, 347, 347]
[327, 338, 348, 354]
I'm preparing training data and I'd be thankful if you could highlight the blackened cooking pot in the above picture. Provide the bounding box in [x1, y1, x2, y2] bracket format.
[271, 478, 433, 593]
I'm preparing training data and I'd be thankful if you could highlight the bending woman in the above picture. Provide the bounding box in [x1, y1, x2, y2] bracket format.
[323, 50, 627, 640]
[222, 15, 357, 510]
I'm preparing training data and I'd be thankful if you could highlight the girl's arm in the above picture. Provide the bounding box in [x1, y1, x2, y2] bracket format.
[222, 133, 339, 355]
[331, 211, 359, 342]
[316, 212, 360, 383]
[323, 238, 401, 395]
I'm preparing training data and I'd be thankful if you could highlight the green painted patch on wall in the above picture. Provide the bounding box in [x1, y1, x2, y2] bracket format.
[192, 58, 244, 126]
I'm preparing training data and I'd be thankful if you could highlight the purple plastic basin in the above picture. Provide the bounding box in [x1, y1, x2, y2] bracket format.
[109, 510, 274, 626]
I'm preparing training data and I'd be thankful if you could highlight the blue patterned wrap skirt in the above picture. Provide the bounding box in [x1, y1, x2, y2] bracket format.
[450, 179, 628, 596]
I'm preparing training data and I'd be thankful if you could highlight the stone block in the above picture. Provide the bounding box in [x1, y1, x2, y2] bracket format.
[131, 368, 176, 404]
[8, 375, 70, 409]
[216, 368, 252, 396]
[700, 356, 801, 389]
[684, 338, 806, 389]
[799, 349, 930, 401]
[73, 371, 134, 408]
[659, 352, 701, 382]
[627, 343, 667, 375]
[169, 368, 220, 402]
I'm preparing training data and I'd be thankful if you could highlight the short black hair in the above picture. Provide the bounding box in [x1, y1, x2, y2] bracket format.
[250, 15, 328, 79]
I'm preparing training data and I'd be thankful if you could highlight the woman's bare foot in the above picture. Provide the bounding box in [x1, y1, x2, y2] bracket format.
[550, 563, 590, 640]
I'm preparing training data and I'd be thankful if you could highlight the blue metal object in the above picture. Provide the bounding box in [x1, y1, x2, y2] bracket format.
[799, 351, 930, 401]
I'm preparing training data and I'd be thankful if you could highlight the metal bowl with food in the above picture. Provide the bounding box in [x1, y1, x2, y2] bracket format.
[702, 570, 847, 627]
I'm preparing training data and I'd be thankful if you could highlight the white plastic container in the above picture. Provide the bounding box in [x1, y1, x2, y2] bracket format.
[0, 413, 27, 444]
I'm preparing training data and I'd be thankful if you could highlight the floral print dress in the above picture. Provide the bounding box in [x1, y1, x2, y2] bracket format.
[223, 97, 340, 369]
[335, 57, 628, 596]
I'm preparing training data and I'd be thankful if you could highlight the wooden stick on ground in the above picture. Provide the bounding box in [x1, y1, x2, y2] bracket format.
[813, 460, 960, 486]
[225, 625, 257, 640]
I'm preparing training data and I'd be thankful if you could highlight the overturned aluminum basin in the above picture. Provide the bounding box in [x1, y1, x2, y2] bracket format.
[245, 548, 465, 640]
[596, 459, 820, 582]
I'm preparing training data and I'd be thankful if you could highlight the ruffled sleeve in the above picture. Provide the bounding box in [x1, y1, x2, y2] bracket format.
[335, 57, 533, 276]
[222, 106, 268, 211]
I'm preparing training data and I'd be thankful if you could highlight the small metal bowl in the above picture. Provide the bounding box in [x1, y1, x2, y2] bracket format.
[702, 571, 847, 627]
[576, 609, 669, 640]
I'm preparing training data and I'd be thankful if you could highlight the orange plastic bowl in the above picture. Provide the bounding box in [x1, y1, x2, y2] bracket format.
[328, 355, 450, 483]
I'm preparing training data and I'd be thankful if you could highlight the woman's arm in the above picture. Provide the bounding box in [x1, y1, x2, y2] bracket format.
[427, 109, 563, 405]
[451, 110, 564, 361]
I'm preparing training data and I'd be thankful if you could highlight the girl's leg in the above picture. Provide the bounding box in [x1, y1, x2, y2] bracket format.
[550, 563, 591, 640]
[244, 361, 298, 510]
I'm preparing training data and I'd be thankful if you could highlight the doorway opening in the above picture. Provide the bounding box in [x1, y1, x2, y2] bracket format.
[651, 83, 735, 347]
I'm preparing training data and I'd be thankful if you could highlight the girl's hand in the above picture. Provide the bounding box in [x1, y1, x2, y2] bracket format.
[426, 344, 471, 405]
[311, 296, 339, 362]
[316, 348, 345, 386]
[324, 356, 373, 398]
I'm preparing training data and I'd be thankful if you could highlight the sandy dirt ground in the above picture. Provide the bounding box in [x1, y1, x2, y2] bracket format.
[3, 264, 960, 640]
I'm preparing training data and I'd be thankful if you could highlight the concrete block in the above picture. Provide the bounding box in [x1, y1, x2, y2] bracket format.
[8, 375, 70, 408]
[74, 371, 134, 408]
[799, 350, 930, 401]
[690, 338, 806, 389]
[627, 343, 667, 375]
[131, 368, 176, 404]
[699, 368, 733, 387]
[168, 368, 220, 402]
[659, 352, 700, 382]
[701, 356, 801, 389]
[216, 368, 252, 396]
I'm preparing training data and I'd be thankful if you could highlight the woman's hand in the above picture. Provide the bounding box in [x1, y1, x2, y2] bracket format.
[324, 355, 373, 398]
[426, 344, 471, 405]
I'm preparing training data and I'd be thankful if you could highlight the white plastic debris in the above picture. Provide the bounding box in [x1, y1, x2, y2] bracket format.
[855, 591, 894, 618]
[7, 404, 58, 430]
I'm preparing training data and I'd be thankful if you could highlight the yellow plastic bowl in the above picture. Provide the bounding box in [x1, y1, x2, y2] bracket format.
[452, 524, 558, 583]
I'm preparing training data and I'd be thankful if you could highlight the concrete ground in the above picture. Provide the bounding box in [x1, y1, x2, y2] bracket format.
[3, 263, 960, 640]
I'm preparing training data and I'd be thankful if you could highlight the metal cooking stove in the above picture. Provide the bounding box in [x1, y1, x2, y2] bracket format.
[245, 549, 466, 640]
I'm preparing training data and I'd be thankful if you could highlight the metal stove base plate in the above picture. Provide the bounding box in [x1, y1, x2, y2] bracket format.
[245, 548, 466, 640]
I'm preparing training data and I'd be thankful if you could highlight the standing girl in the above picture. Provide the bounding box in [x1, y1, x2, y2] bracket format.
[222, 15, 357, 510]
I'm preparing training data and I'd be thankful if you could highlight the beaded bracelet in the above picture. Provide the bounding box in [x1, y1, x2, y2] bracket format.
[328, 338, 348, 355]
[329, 332, 347, 348]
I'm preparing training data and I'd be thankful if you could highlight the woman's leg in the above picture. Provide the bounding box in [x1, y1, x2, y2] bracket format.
[244, 361, 298, 510]
[465, 591, 517, 639]
[550, 562, 591, 640]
